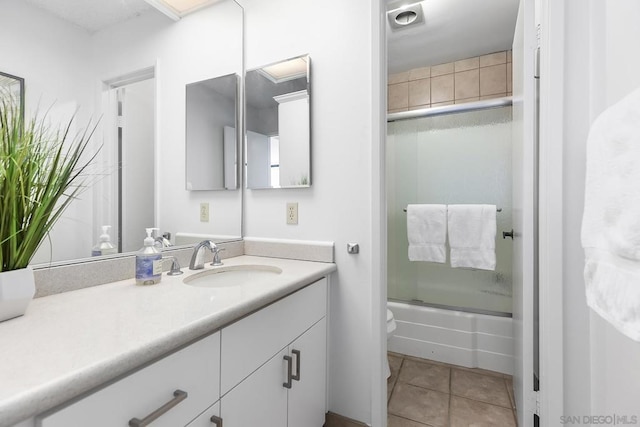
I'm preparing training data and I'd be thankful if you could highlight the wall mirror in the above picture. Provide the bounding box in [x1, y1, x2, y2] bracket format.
[245, 55, 311, 189]
[0, 71, 24, 116]
[186, 73, 239, 191]
[0, 0, 243, 265]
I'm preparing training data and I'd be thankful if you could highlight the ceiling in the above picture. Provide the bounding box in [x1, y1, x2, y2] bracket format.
[23, 0, 155, 33]
[387, 0, 520, 74]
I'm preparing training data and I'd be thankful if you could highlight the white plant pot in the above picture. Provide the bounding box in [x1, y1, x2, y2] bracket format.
[0, 267, 36, 322]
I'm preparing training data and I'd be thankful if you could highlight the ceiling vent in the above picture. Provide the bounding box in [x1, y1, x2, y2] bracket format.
[387, 2, 424, 31]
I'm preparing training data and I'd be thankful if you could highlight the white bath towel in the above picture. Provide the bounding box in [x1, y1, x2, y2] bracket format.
[581, 86, 640, 342]
[407, 204, 447, 263]
[447, 204, 496, 270]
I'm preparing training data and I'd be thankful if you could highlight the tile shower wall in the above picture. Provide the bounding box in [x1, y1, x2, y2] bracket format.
[388, 50, 513, 112]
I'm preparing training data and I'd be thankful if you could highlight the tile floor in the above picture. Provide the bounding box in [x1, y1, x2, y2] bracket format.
[387, 353, 517, 427]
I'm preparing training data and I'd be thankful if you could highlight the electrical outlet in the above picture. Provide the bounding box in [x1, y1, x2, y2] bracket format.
[200, 202, 210, 222]
[286, 202, 298, 225]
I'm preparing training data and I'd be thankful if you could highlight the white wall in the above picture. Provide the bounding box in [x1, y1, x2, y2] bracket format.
[587, 0, 640, 417]
[185, 85, 230, 190]
[239, 0, 380, 422]
[0, 0, 96, 263]
[277, 95, 309, 186]
[554, 0, 640, 420]
[91, 1, 243, 241]
[559, 0, 593, 417]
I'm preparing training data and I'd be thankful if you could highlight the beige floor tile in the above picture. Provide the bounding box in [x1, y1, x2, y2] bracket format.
[505, 377, 515, 409]
[450, 396, 516, 427]
[388, 383, 449, 427]
[451, 369, 512, 408]
[388, 354, 403, 401]
[388, 414, 431, 427]
[398, 359, 450, 393]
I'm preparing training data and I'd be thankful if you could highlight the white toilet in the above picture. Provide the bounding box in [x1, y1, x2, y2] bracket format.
[385, 308, 397, 378]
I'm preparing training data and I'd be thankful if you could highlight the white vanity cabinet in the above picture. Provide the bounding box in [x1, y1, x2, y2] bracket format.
[20, 277, 328, 427]
[36, 332, 221, 427]
[219, 278, 327, 427]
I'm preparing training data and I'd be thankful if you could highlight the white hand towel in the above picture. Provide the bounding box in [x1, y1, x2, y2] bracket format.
[407, 204, 447, 263]
[581, 86, 640, 342]
[447, 204, 496, 270]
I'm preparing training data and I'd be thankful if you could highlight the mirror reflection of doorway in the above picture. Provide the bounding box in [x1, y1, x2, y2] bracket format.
[103, 70, 155, 254]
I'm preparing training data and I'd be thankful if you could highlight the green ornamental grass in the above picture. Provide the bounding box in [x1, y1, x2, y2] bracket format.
[0, 97, 99, 272]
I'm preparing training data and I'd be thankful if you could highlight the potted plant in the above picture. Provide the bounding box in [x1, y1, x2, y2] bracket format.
[0, 96, 98, 322]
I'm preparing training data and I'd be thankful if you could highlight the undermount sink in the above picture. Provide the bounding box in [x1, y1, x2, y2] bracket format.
[183, 265, 283, 288]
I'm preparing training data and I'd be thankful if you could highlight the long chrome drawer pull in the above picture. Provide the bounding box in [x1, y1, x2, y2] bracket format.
[210, 415, 223, 426]
[283, 355, 293, 389]
[128, 389, 188, 426]
[292, 349, 301, 381]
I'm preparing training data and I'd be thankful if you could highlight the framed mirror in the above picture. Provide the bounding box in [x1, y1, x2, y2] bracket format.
[245, 55, 311, 189]
[0, 0, 243, 265]
[186, 73, 239, 191]
[0, 71, 24, 117]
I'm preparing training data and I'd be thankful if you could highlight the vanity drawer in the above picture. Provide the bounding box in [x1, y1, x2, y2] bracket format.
[37, 332, 220, 427]
[220, 277, 327, 395]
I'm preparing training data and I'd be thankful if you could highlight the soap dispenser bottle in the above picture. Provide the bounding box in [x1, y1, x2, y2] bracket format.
[92, 225, 117, 256]
[135, 228, 163, 285]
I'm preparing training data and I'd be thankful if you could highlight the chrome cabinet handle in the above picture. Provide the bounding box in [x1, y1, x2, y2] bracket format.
[292, 349, 301, 381]
[283, 355, 293, 389]
[128, 389, 188, 427]
[210, 415, 223, 426]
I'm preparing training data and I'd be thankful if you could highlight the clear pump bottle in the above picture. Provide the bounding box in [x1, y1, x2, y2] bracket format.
[135, 228, 162, 285]
[91, 225, 117, 256]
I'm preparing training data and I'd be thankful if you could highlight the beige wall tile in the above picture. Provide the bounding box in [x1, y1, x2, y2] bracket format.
[507, 62, 512, 93]
[454, 69, 479, 100]
[388, 82, 409, 110]
[454, 57, 479, 72]
[409, 104, 429, 111]
[480, 64, 507, 96]
[388, 107, 408, 113]
[408, 78, 430, 107]
[480, 94, 506, 100]
[507, 50, 512, 63]
[455, 97, 480, 104]
[409, 66, 430, 80]
[480, 51, 507, 67]
[431, 74, 454, 103]
[432, 101, 453, 107]
[389, 71, 409, 85]
[431, 62, 454, 77]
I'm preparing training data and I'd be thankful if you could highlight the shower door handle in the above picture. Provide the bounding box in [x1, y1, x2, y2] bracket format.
[502, 229, 514, 240]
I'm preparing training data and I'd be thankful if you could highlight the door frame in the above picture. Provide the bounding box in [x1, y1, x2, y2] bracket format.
[538, 0, 565, 422]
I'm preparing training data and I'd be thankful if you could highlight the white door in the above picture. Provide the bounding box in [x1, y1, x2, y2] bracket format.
[119, 78, 155, 252]
[511, 0, 538, 425]
[220, 348, 288, 426]
[288, 319, 327, 427]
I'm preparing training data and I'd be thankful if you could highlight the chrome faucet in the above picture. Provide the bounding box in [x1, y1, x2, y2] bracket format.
[189, 240, 216, 270]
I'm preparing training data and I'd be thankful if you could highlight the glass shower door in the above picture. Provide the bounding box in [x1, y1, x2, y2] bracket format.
[387, 106, 513, 315]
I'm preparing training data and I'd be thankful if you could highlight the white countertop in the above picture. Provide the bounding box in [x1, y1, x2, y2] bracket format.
[0, 255, 336, 426]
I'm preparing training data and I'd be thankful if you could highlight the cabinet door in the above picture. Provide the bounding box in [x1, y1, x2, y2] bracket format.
[220, 348, 288, 427]
[288, 318, 327, 427]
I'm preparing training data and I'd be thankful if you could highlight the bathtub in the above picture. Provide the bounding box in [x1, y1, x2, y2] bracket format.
[387, 300, 514, 375]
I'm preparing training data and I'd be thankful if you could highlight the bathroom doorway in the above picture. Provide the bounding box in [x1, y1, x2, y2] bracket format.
[100, 68, 156, 254]
[383, 0, 539, 425]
